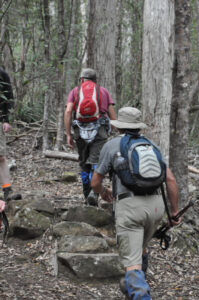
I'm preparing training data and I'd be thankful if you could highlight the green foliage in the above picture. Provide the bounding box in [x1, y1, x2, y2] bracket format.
[1, 0, 198, 136]
[0, 0, 80, 121]
[16, 100, 44, 123]
[119, 0, 144, 109]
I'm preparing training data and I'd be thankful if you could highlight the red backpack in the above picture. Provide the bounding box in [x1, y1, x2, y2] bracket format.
[73, 81, 101, 122]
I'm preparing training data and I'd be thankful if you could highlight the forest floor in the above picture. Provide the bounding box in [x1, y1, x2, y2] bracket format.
[0, 124, 199, 300]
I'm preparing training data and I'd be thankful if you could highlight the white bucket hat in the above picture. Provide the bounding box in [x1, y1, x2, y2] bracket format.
[110, 107, 147, 129]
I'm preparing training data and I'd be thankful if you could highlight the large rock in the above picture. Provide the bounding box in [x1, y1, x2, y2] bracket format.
[96, 224, 115, 238]
[58, 235, 109, 253]
[59, 172, 77, 183]
[58, 253, 125, 279]
[9, 198, 55, 218]
[11, 207, 51, 239]
[27, 198, 55, 216]
[8, 199, 28, 216]
[53, 221, 102, 238]
[62, 206, 113, 227]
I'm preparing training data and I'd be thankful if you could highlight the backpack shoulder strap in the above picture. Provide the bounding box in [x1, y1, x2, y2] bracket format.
[74, 85, 81, 119]
[75, 85, 81, 110]
[96, 84, 101, 111]
[143, 136, 161, 151]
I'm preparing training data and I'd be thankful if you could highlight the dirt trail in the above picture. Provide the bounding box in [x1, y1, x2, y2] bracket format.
[0, 130, 198, 300]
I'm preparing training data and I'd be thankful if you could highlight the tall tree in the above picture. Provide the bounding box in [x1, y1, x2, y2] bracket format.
[42, 0, 51, 151]
[115, 0, 122, 108]
[142, 0, 175, 161]
[126, 0, 144, 107]
[54, 0, 67, 151]
[195, 0, 199, 87]
[169, 0, 191, 206]
[65, 0, 81, 95]
[87, 0, 117, 102]
[0, 0, 13, 72]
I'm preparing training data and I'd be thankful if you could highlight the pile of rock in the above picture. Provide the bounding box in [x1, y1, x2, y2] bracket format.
[8, 192, 124, 279]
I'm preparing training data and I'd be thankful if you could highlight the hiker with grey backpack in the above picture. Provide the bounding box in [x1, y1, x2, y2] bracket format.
[91, 107, 181, 300]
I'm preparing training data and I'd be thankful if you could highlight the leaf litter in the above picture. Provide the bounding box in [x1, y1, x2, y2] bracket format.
[0, 125, 198, 300]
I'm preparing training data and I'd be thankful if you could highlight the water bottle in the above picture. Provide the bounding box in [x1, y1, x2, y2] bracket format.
[114, 152, 126, 170]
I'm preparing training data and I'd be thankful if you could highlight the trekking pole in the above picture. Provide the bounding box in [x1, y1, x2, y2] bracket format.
[154, 199, 194, 250]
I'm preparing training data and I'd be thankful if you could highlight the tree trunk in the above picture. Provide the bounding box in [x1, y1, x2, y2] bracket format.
[169, 0, 191, 206]
[142, 0, 175, 162]
[16, 18, 26, 114]
[54, 0, 66, 151]
[130, 1, 144, 105]
[195, 0, 199, 87]
[189, 0, 199, 137]
[0, 2, 13, 73]
[42, 0, 51, 152]
[115, 0, 122, 108]
[65, 0, 80, 95]
[87, 0, 117, 102]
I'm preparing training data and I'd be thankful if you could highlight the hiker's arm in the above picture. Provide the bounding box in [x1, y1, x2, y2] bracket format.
[64, 102, 74, 149]
[166, 168, 180, 225]
[0, 200, 5, 212]
[91, 172, 113, 202]
[108, 104, 117, 120]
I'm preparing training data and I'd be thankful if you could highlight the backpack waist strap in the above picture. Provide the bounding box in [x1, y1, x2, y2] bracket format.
[117, 189, 161, 200]
[118, 192, 132, 200]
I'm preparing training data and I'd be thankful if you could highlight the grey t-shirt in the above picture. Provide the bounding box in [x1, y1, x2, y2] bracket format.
[95, 135, 130, 196]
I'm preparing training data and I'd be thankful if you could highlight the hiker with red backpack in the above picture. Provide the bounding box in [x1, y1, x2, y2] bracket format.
[91, 107, 181, 300]
[64, 68, 116, 206]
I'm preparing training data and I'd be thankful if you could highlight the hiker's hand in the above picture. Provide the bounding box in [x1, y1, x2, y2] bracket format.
[67, 135, 74, 149]
[101, 187, 113, 202]
[171, 212, 181, 226]
[2, 123, 11, 133]
[0, 200, 5, 212]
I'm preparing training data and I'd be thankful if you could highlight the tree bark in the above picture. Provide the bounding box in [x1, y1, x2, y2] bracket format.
[195, 0, 199, 88]
[54, 0, 66, 151]
[130, 1, 144, 105]
[0, 1, 13, 73]
[169, 0, 191, 206]
[87, 0, 117, 102]
[42, 0, 51, 151]
[115, 0, 122, 108]
[65, 0, 80, 95]
[189, 0, 199, 136]
[142, 0, 175, 162]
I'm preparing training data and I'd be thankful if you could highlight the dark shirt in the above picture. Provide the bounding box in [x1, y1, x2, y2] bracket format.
[0, 67, 14, 122]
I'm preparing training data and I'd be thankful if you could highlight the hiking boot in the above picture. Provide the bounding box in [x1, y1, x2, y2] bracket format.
[3, 187, 22, 202]
[121, 270, 150, 300]
[86, 190, 98, 206]
[119, 253, 149, 299]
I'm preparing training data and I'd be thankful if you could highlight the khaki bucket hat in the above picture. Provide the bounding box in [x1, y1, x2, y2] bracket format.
[110, 107, 147, 129]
